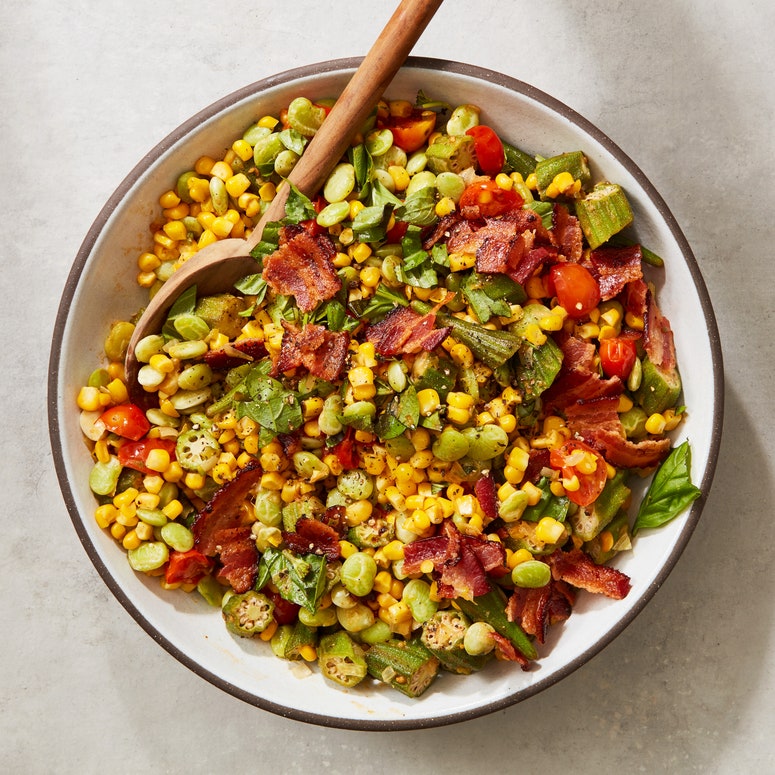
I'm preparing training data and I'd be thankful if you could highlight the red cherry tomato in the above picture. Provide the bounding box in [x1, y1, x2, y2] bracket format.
[385, 219, 408, 244]
[164, 549, 212, 586]
[466, 125, 506, 176]
[117, 438, 177, 474]
[459, 179, 522, 218]
[549, 263, 600, 319]
[549, 440, 608, 507]
[381, 110, 437, 152]
[99, 403, 150, 441]
[599, 337, 638, 379]
[264, 589, 301, 625]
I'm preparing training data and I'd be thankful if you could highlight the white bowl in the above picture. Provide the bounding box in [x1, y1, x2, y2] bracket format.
[48, 58, 723, 729]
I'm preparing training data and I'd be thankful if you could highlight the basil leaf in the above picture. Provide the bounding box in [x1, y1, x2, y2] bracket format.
[234, 273, 268, 301]
[236, 370, 304, 441]
[161, 285, 198, 339]
[633, 441, 701, 534]
[515, 336, 563, 402]
[462, 272, 512, 324]
[357, 283, 408, 321]
[257, 547, 327, 612]
[394, 187, 438, 227]
[350, 143, 373, 191]
[370, 178, 403, 209]
[352, 203, 392, 242]
[283, 183, 316, 223]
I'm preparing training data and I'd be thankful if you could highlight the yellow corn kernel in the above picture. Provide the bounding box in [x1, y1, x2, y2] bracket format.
[385, 487, 405, 511]
[187, 176, 211, 202]
[536, 516, 565, 544]
[193, 156, 215, 175]
[184, 472, 206, 491]
[625, 312, 644, 330]
[135, 492, 160, 510]
[508, 548, 533, 569]
[77, 386, 101, 412]
[645, 412, 667, 434]
[113, 488, 138, 509]
[159, 189, 181, 209]
[348, 366, 376, 400]
[550, 480, 566, 497]
[211, 216, 235, 238]
[322, 453, 343, 477]
[122, 530, 142, 551]
[497, 414, 517, 434]
[416, 388, 440, 416]
[600, 530, 615, 553]
[388, 165, 410, 191]
[449, 342, 474, 369]
[359, 265, 382, 288]
[137, 251, 161, 273]
[385, 600, 413, 627]
[382, 540, 405, 561]
[162, 499, 183, 520]
[145, 447, 171, 473]
[257, 115, 279, 129]
[447, 407, 471, 425]
[210, 160, 233, 181]
[520, 481, 542, 506]
[350, 242, 372, 264]
[197, 229, 218, 249]
[409, 449, 434, 469]
[448, 252, 476, 272]
[598, 324, 618, 341]
[562, 473, 580, 492]
[345, 499, 373, 526]
[435, 196, 456, 217]
[436, 497, 455, 519]
[372, 571, 393, 595]
[495, 172, 514, 190]
[617, 394, 634, 413]
[162, 462, 183, 484]
[259, 620, 279, 642]
[197, 210, 216, 230]
[576, 322, 600, 340]
[447, 391, 475, 410]
[110, 522, 127, 541]
[258, 182, 276, 202]
[339, 540, 359, 559]
[135, 521, 155, 542]
[663, 408, 683, 431]
[409, 428, 431, 451]
[231, 138, 254, 162]
[225, 173, 251, 198]
[498, 482, 516, 502]
[94, 504, 118, 529]
[298, 644, 317, 662]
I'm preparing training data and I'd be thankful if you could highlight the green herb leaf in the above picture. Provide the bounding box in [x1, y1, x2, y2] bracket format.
[256, 547, 327, 612]
[234, 273, 268, 302]
[357, 283, 408, 322]
[161, 285, 198, 339]
[515, 336, 563, 402]
[352, 203, 393, 242]
[394, 187, 438, 227]
[284, 183, 316, 223]
[236, 368, 304, 442]
[350, 143, 373, 191]
[633, 441, 701, 534]
[461, 272, 512, 324]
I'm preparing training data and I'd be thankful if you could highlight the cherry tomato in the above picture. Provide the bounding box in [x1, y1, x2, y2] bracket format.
[466, 125, 505, 176]
[301, 218, 326, 237]
[117, 438, 177, 474]
[99, 403, 150, 441]
[385, 219, 408, 244]
[548, 263, 600, 319]
[549, 440, 608, 507]
[164, 549, 212, 586]
[599, 336, 638, 379]
[331, 430, 358, 470]
[380, 109, 436, 152]
[264, 589, 301, 625]
[459, 179, 522, 218]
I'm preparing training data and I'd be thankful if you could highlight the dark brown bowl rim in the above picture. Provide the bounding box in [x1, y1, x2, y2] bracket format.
[48, 56, 724, 731]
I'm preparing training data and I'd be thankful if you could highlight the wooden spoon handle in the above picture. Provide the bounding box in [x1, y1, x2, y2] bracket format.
[246, 0, 444, 250]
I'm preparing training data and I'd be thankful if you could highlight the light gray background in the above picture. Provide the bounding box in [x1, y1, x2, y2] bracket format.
[3, 1, 773, 773]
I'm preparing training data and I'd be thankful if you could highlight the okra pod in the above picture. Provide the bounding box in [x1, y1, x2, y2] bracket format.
[535, 150, 591, 197]
[575, 182, 634, 250]
[318, 631, 368, 688]
[455, 586, 538, 661]
[365, 638, 440, 698]
[283, 620, 318, 660]
[421, 610, 491, 674]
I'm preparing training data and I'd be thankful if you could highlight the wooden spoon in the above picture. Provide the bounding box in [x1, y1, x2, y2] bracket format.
[125, 0, 444, 389]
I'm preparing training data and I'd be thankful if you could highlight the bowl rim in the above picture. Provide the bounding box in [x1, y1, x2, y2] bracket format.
[48, 55, 724, 730]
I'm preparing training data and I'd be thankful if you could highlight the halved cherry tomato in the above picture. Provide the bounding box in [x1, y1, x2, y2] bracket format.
[599, 336, 638, 379]
[118, 438, 177, 474]
[549, 440, 608, 507]
[466, 125, 505, 176]
[459, 179, 522, 218]
[301, 218, 326, 237]
[263, 588, 301, 625]
[99, 403, 150, 441]
[548, 263, 600, 319]
[331, 429, 358, 470]
[385, 219, 408, 244]
[164, 549, 213, 586]
[380, 109, 437, 152]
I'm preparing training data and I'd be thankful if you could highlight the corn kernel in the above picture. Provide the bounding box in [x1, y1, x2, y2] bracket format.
[448, 252, 476, 272]
[435, 196, 456, 217]
[258, 182, 276, 201]
[388, 165, 410, 191]
[495, 172, 514, 190]
[508, 548, 533, 569]
[417, 388, 440, 416]
[536, 516, 565, 544]
[645, 412, 667, 434]
[359, 265, 381, 288]
[145, 448, 171, 473]
[110, 523, 127, 541]
[520, 481, 542, 506]
[122, 530, 142, 551]
[95, 504, 118, 529]
[345, 499, 373, 526]
[135, 521, 154, 541]
[231, 138, 254, 162]
[339, 540, 359, 559]
[497, 414, 517, 434]
[562, 473, 580, 492]
[162, 499, 183, 520]
[77, 386, 101, 412]
[600, 530, 615, 553]
[449, 343, 474, 369]
[382, 540, 405, 561]
[184, 472, 206, 491]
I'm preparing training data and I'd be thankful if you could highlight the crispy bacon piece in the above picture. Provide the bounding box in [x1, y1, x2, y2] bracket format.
[565, 396, 671, 469]
[644, 289, 678, 371]
[213, 526, 258, 593]
[282, 517, 341, 561]
[203, 338, 267, 371]
[542, 370, 623, 414]
[192, 460, 262, 556]
[474, 473, 498, 521]
[271, 321, 350, 381]
[622, 277, 648, 320]
[490, 631, 530, 669]
[549, 548, 631, 599]
[402, 519, 507, 601]
[506, 580, 575, 644]
[320, 505, 347, 537]
[262, 228, 341, 313]
[366, 305, 449, 357]
[552, 204, 583, 262]
[586, 245, 643, 301]
[524, 448, 551, 484]
[421, 213, 465, 250]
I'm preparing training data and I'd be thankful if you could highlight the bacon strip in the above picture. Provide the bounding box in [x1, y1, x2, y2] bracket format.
[271, 321, 350, 382]
[262, 229, 341, 313]
[402, 519, 507, 601]
[565, 396, 671, 469]
[586, 245, 643, 301]
[644, 289, 678, 371]
[552, 204, 583, 263]
[366, 305, 449, 357]
[548, 548, 631, 599]
[506, 580, 575, 645]
[490, 631, 530, 669]
[203, 338, 267, 371]
[213, 526, 258, 593]
[282, 517, 341, 561]
[474, 473, 498, 521]
[192, 460, 262, 556]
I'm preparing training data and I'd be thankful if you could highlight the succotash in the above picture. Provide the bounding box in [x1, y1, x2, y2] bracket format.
[78, 94, 700, 697]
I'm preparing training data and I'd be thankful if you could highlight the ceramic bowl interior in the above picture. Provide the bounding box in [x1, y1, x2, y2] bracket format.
[49, 57, 723, 730]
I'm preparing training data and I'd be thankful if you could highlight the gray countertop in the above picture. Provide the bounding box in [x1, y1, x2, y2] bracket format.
[3, 1, 773, 772]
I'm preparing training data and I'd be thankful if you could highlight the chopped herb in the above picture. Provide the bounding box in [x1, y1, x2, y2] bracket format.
[394, 187, 438, 227]
[256, 547, 327, 612]
[358, 283, 408, 321]
[161, 285, 198, 339]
